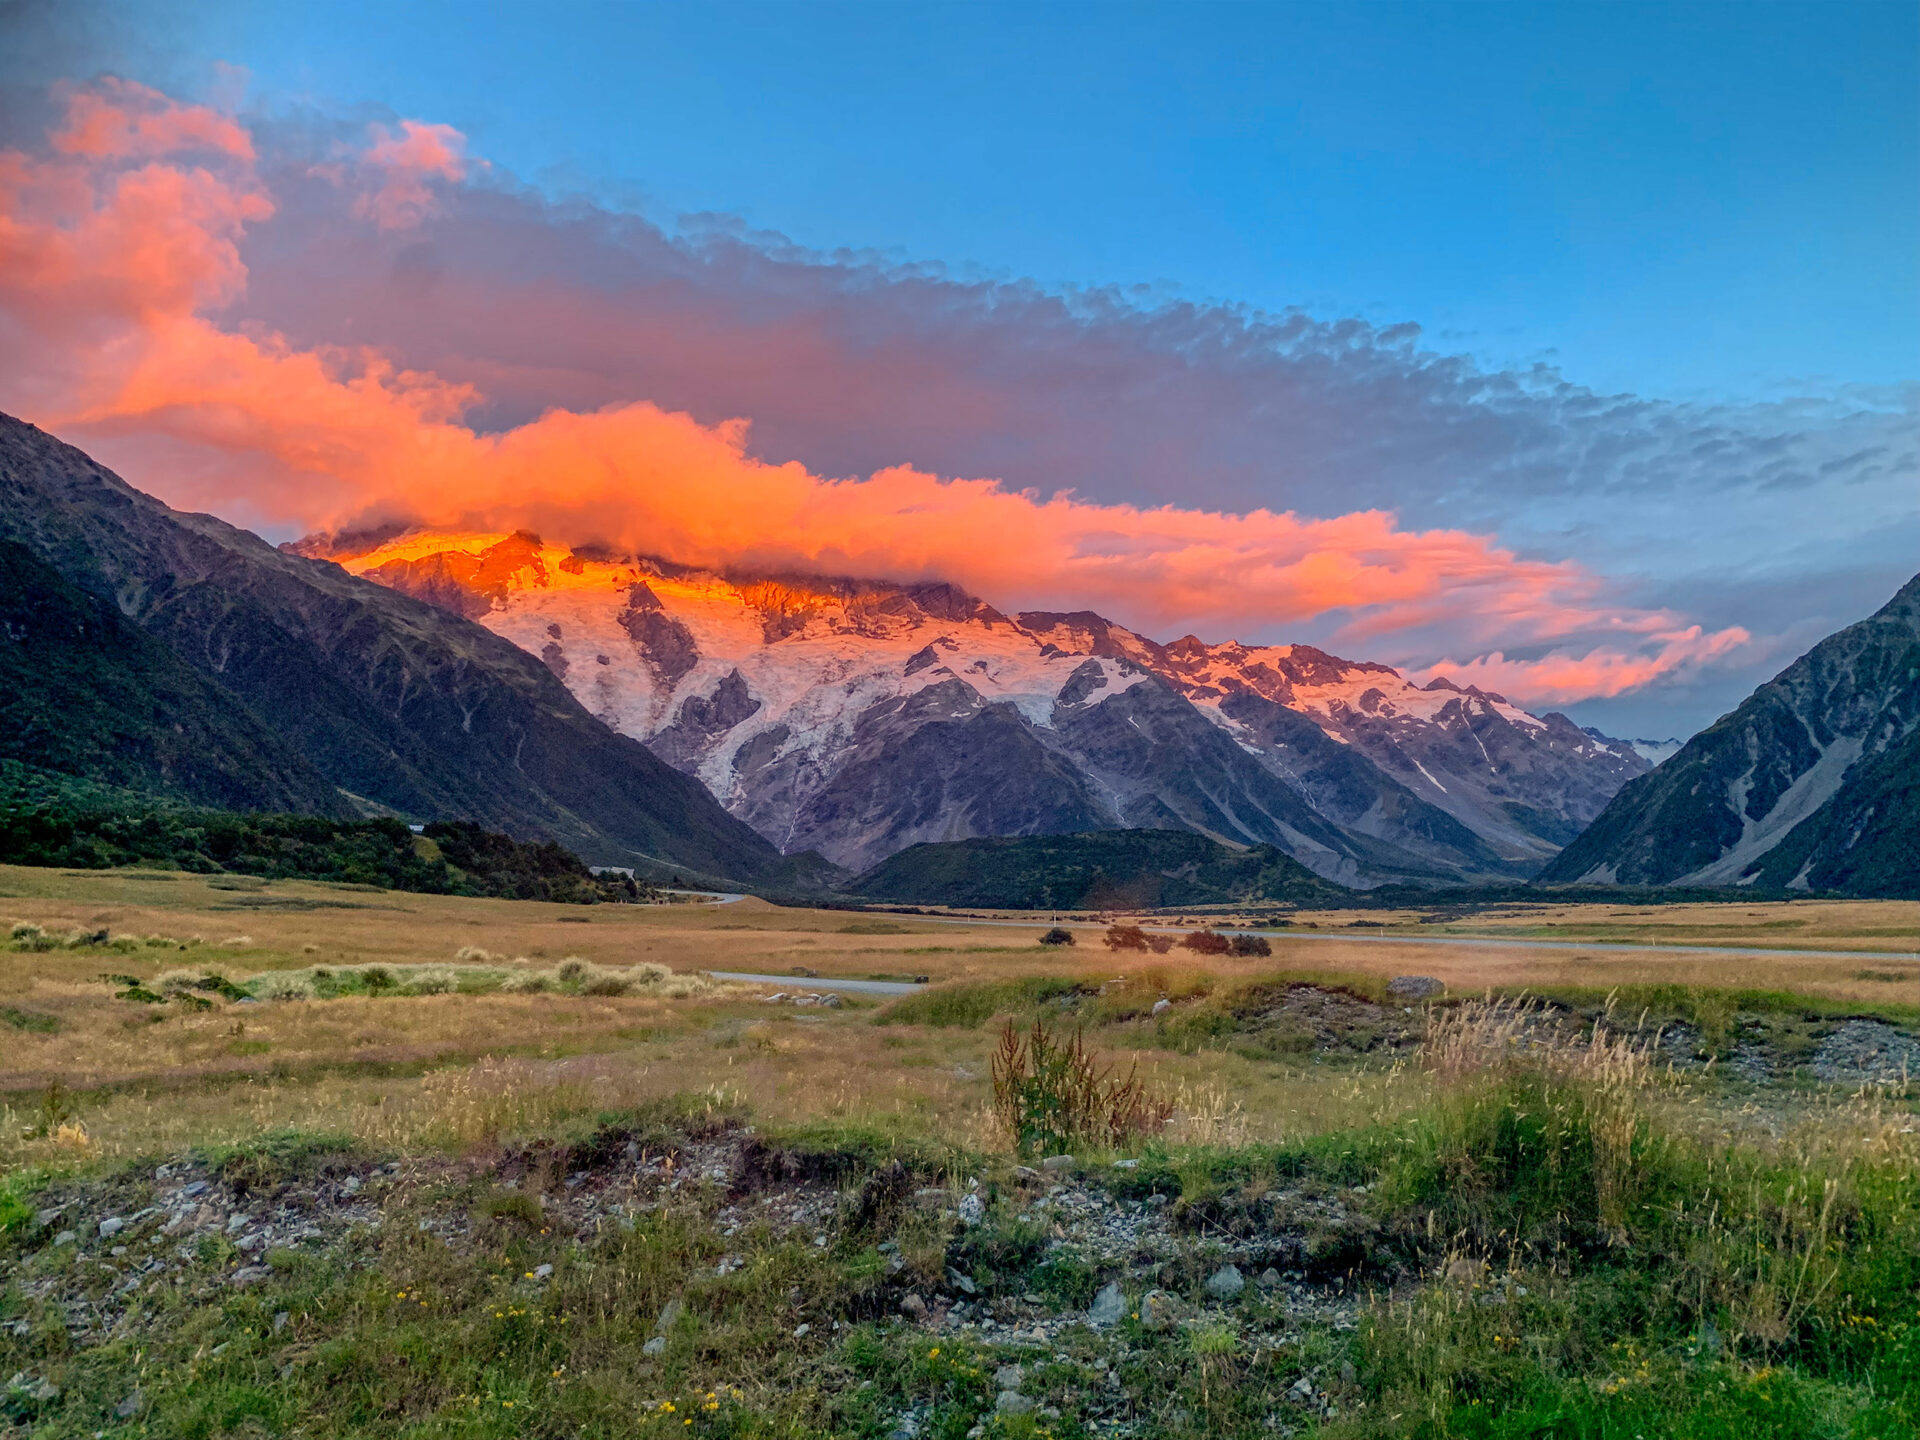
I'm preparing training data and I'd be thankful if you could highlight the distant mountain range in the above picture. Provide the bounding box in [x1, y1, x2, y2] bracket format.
[0, 414, 788, 885]
[1543, 573, 1920, 897]
[305, 529, 1653, 885]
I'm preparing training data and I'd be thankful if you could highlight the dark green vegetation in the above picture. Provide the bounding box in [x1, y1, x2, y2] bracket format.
[851, 829, 1350, 909]
[0, 762, 642, 902]
[0, 541, 344, 816]
[4, 1034, 1919, 1440]
[0, 413, 784, 883]
[840, 825, 1821, 912]
[1545, 571, 1920, 897]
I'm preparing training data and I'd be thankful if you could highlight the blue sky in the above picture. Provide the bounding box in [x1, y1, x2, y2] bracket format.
[164, 0, 1917, 400]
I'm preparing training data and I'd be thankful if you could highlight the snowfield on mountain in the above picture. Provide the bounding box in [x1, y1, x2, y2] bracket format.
[318, 530, 1651, 882]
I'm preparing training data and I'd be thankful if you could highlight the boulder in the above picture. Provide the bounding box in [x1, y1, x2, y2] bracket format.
[1386, 975, 1444, 1000]
[1205, 1264, 1246, 1300]
[1139, 1289, 1183, 1331]
[1087, 1281, 1126, 1327]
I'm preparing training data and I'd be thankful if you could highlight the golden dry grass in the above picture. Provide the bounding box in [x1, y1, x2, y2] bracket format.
[2, 862, 1916, 1177]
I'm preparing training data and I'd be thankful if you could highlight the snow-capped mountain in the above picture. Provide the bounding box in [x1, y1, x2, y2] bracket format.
[1585, 729, 1684, 766]
[311, 530, 1652, 883]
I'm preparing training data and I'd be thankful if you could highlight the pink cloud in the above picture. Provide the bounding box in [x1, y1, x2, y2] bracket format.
[352, 120, 467, 230]
[0, 80, 1753, 711]
[1405, 625, 1754, 706]
[50, 77, 255, 162]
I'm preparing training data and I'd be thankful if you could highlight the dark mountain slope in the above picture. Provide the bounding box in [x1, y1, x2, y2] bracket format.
[0, 541, 344, 814]
[779, 682, 1111, 869]
[851, 827, 1349, 910]
[1049, 677, 1467, 885]
[1541, 573, 1920, 895]
[0, 414, 786, 881]
[1742, 722, 1920, 898]
[1213, 689, 1520, 875]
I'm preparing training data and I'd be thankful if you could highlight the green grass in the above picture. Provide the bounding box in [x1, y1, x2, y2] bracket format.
[6, 1028, 1920, 1437]
[880, 976, 1088, 1028]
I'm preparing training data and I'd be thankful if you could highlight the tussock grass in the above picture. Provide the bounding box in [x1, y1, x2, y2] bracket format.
[990, 1017, 1172, 1154]
[4, 920, 202, 955]
[243, 957, 723, 1002]
[1341, 1003, 1920, 1435]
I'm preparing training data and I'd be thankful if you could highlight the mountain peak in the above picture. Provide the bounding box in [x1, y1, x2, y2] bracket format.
[324, 526, 1650, 879]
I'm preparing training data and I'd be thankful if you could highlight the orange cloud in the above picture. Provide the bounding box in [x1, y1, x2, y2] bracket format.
[0, 80, 1749, 710]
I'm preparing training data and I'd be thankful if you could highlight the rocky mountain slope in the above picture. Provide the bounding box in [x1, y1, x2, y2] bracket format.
[0, 415, 787, 883]
[0, 541, 345, 815]
[1541, 573, 1920, 896]
[319, 530, 1650, 883]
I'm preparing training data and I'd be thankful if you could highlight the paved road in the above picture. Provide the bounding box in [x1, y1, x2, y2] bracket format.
[896, 914, 1920, 965]
[708, 971, 926, 994]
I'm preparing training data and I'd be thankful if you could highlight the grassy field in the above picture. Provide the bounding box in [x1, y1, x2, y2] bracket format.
[3, 865, 1919, 1438]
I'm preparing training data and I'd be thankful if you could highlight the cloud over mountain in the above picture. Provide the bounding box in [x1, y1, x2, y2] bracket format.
[3, 78, 1911, 725]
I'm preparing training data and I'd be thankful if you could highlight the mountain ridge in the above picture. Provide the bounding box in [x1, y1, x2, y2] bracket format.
[0, 540, 348, 815]
[0, 414, 790, 883]
[1541, 572, 1920, 896]
[311, 528, 1652, 883]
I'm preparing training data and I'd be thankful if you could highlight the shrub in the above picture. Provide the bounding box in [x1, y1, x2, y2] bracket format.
[1039, 927, 1076, 947]
[1229, 933, 1271, 957]
[1104, 925, 1150, 952]
[990, 1017, 1172, 1155]
[249, 972, 316, 1001]
[151, 969, 245, 1000]
[1182, 930, 1231, 955]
